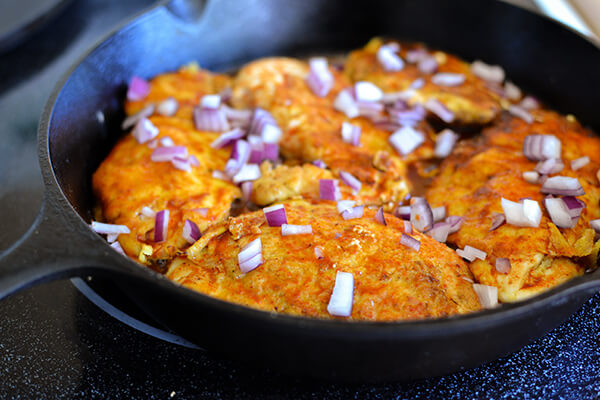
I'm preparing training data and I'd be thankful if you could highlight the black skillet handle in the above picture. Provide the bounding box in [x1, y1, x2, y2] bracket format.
[0, 193, 137, 299]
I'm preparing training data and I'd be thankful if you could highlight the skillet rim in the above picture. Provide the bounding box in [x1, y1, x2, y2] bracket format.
[37, 0, 600, 335]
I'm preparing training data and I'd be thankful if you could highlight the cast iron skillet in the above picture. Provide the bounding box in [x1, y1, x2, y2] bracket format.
[2, 0, 600, 383]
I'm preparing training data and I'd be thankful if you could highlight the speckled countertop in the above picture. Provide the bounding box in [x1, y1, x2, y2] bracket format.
[1, 0, 600, 398]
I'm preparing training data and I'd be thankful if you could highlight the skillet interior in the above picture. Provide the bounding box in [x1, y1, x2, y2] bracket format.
[43, 0, 600, 381]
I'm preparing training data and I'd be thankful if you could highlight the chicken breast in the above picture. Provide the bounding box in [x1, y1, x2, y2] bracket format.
[169, 200, 480, 320]
[345, 38, 502, 125]
[231, 57, 436, 206]
[427, 110, 600, 301]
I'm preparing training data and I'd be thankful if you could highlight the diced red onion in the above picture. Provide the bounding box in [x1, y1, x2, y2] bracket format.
[341, 122, 361, 146]
[223, 105, 253, 129]
[389, 126, 425, 156]
[260, 122, 282, 144]
[504, 81, 522, 101]
[232, 164, 261, 184]
[471, 60, 505, 83]
[151, 146, 188, 162]
[160, 136, 174, 147]
[147, 139, 158, 149]
[541, 176, 585, 196]
[339, 171, 362, 194]
[495, 258, 511, 274]
[156, 97, 179, 116]
[522, 171, 540, 184]
[417, 56, 438, 74]
[388, 104, 426, 127]
[314, 246, 324, 259]
[508, 105, 534, 124]
[520, 96, 540, 110]
[403, 221, 413, 234]
[456, 245, 487, 262]
[106, 232, 119, 243]
[201, 94, 221, 109]
[405, 48, 428, 63]
[91, 221, 130, 235]
[522, 199, 542, 227]
[238, 238, 263, 273]
[122, 105, 155, 130]
[264, 143, 279, 161]
[411, 78, 425, 89]
[193, 106, 230, 132]
[424, 98, 455, 123]
[312, 159, 326, 169]
[354, 81, 383, 102]
[127, 76, 150, 101]
[472, 284, 498, 309]
[562, 196, 585, 218]
[489, 213, 506, 231]
[523, 135, 561, 161]
[281, 224, 313, 236]
[154, 210, 169, 243]
[432, 206, 446, 222]
[141, 206, 156, 218]
[431, 73, 465, 87]
[182, 219, 201, 244]
[132, 118, 159, 144]
[501, 197, 541, 227]
[110, 241, 125, 255]
[535, 158, 563, 175]
[241, 181, 253, 204]
[375, 207, 386, 225]
[171, 156, 192, 172]
[327, 271, 354, 317]
[341, 206, 364, 220]
[337, 200, 356, 214]
[263, 204, 287, 227]
[400, 234, 420, 252]
[306, 57, 334, 97]
[226, 140, 251, 176]
[212, 170, 230, 181]
[381, 90, 415, 104]
[211, 128, 245, 149]
[377, 44, 404, 71]
[544, 197, 577, 228]
[395, 205, 411, 220]
[357, 100, 384, 119]
[410, 197, 433, 232]
[590, 219, 600, 233]
[571, 156, 590, 171]
[428, 222, 451, 242]
[434, 129, 459, 158]
[319, 179, 341, 201]
[445, 215, 464, 233]
[333, 89, 359, 118]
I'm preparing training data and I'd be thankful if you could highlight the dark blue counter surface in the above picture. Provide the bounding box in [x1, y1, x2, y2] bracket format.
[1, 0, 599, 398]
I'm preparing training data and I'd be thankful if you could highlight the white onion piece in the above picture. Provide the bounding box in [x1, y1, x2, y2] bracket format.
[314, 246, 324, 259]
[424, 98, 455, 123]
[501, 198, 537, 227]
[337, 200, 356, 214]
[212, 170, 230, 181]
[312, 159, 326, 169]
[522, 199, 542, 228]
[504, 81, 522, 101]
[225, 139, 250, 176]
[91, 221, 130, 235]
[571, 156, 590, 171]
[319, 179, 341, 201]
[544, 197, 577, 228]
[238, 238, 263, 273]
[508, 105, 534, 123]
[411, 78, 426, 89]
[377, 44, 404, 71]
[261, 124, 282, 143]
[471, 60, 505, 83]
[520, 96, 540, 110]
[389, 126, 425, 156]
[472, 284, 498, 309]
[107, 233, 117, 243]
[432, 206, 446, 222]
[456, 245, 487, 262]
[410, 197, 433, 232]
[405, 48, 428, 63]
[341, 206, 364, 220]
[281, 224, 313, 236]
[333, 89, 359, 118]
[132, 118, 159, 144]
[201, 94, 221, 109]
[122, 105, 154, 130]
[339, 171, 362, 194]
[232, 164, 261, 184]
[522, 171, 540, 184]
[341, 122, 361, 146]
[590, 219, 600, 233]
[418, 56, 438, 74]
[193, 107, 230, 132]
[156, 97, 179, 116]
[523, 134, 561, 161]
[431, 73, 465, 87]
[141, 206, 156, 218]
[127, 76, 150, 101]
[160, 136, 175, 147]
[182, 219, 201, 244]
[434, 129, 459, 158]
[428, 222, 450, 242]
[541, 176, 585, 196]
[495, 258, 511, 274]
[381, 90, 415, 104]
[327, 271, 354, 317]
[354, 81, 383, 102]
[110, 241, 126, 255]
